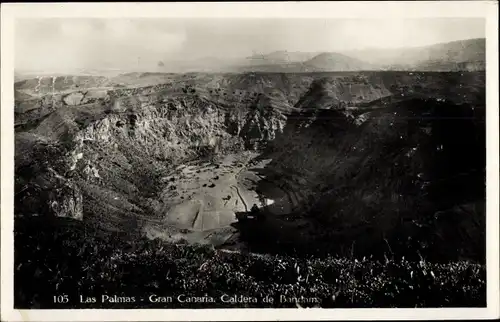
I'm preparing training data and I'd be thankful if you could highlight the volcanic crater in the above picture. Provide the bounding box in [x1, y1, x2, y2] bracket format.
[14, 71, 486, 261]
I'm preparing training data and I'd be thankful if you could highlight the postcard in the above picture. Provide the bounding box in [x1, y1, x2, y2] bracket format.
[1, 1, 498, 321]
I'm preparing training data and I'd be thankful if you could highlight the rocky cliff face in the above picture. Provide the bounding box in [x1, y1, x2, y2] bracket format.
[14, 76, 291, 227]
[295, 76, 392, 108]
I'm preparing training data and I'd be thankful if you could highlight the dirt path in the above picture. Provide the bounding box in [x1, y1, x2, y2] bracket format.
[231, 185, 248, 212]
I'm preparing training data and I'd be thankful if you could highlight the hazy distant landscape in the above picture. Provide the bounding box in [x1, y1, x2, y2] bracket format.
[16, 38, 485, 77]
[13, 18, 486, 309]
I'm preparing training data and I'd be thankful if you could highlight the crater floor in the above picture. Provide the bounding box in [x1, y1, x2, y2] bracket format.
[142, 151, 306, 248]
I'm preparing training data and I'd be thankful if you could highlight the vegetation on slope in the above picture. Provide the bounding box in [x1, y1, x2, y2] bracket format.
[15, 216, 485, 309]
[258, 97, 485, 263]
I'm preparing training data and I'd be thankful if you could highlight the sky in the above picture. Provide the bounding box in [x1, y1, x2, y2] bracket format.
[15, 18, 485, 71]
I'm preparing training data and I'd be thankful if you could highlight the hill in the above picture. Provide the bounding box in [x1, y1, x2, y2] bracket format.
[246, 51, 319, 64]
[344, 38, 486, 71]
[303, 52, 374, 71]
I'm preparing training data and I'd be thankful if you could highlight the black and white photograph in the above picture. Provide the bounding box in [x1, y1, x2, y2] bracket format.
[1, 2, 499, 321]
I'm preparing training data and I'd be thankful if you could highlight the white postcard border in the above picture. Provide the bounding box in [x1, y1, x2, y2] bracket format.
[1, 2, 498, 321]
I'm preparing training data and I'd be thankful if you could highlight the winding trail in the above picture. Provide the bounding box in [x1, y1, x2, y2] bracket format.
[231, 185, 248, 212]
[34, 77, 42, 94]
[191, 207, 201, 229]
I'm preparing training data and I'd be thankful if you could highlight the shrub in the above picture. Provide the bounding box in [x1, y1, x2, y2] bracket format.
[14, 217, 486, 309]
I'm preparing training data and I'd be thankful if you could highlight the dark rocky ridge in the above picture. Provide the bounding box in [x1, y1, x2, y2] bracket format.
[257, 97, 485, 261]
[14, 71, 485, 262]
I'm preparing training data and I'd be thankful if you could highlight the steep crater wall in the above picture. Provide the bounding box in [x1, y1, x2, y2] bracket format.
[257, 97, 485, 262]
[14, 88, 287, 233]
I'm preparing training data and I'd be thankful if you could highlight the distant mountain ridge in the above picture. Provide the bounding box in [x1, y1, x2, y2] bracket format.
[15, 38, 486, 76]
[344, 38, 486, 71]
[242, 38, 485, 72]
[236, 52, 373, 73]
[179, 38, 486, 72]
[246, 51, 319, 64]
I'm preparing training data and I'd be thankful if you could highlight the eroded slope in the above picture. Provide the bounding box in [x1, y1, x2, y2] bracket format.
[256, 97, 485, 261]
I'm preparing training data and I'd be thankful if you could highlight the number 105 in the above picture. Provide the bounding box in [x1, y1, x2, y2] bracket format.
[53, 295, 69, 303]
